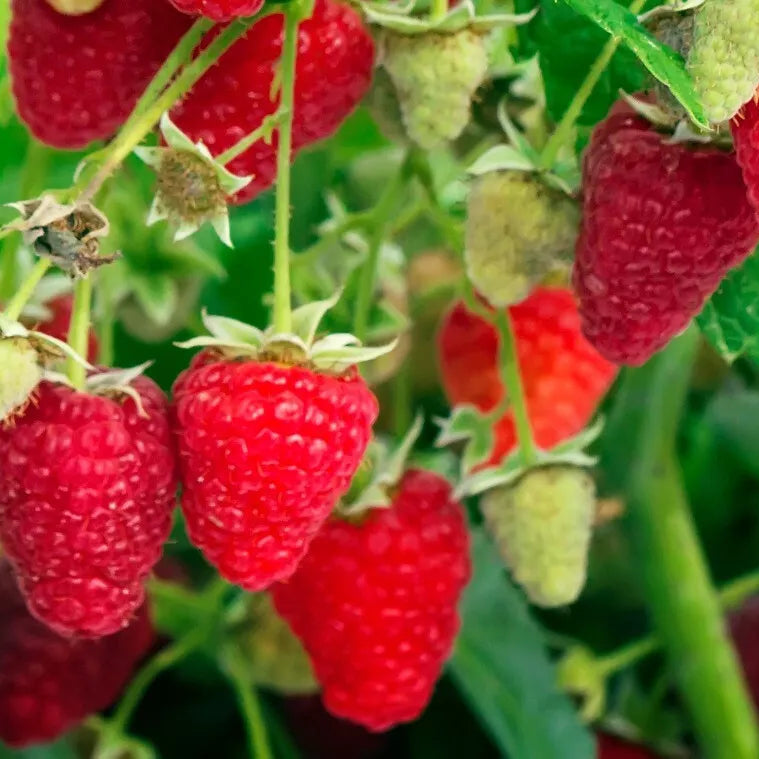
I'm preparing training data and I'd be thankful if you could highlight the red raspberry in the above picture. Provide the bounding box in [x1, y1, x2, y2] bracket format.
[732, 97, 759, 217]
[0, 377, 177, 638]
[170, 0, 374, 204]
[438, 287, 617, 467]
[597, 733, 659, 758]
[167, 0, 264, 21]
[0, 561, 155, 748]
[272, 470, 470, 732]
[172, 353, 378, 591]
[31, 295, 99, 362]
[9, 0, 191, 148]
[574, 100, 759, 365]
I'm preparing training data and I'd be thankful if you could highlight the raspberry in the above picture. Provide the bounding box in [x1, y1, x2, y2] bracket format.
[0, 377, 177, 637]
[167, 0, 264, 21]
[172, 353, 378, 591]
[8, 0, 191, 148]
[573, 100, 759, 365]
[465, 171, 579, 307]
[597, 733, 659, 758]
[438, 288, 617, 466]
[481, 466, 596, 607]
[687, 0, 759, 124]
[272, 470, 470, 731]
[0, 561, 154, 748]
[381, 29, 488, 149]
[732, 96, 759, 217]
[170, 0, 374, 204]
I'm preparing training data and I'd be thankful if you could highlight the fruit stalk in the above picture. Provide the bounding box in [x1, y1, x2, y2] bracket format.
[216, 109, 287, 166]
[66, 274, 93, 389]
[621, 327, 759, 759]
[79, 18, 257, 202]
[494, 309, 538, 465]
[271, 5, 301, 335]
[3, 259, 51, 322]
[537, 0, 647, 171]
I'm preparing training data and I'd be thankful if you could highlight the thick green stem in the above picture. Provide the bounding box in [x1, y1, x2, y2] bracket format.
[494, 309, 538, 466]
[66, 276, 93, 390]
[429, 0, 448, 23]
[271, 8, 300, 335]
[225, 650, 274, 759]
[620, 327, 759, 759]
[79, 19, 256, 202]
[2, 259, 50, 322]
[537, 0, 647, 170]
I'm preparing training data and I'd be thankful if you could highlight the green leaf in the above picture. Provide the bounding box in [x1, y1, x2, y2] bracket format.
[129, 272, 179, 327]
[697, 249, 759, 363]
[0, 739, 79, 759]
[449, 531, 595, 759]
[515, 0, 645, 126]
[555, 0, 707, 127]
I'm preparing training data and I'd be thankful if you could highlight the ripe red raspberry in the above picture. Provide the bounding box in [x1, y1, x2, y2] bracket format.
[9, 0, 191, 148]
[167, 0, 264, 21]
[172, 353, 378, 591]
[170, 0, 374, 204]
[438, 287, 617, 467]
[0, 561, 154, 748]
[597, 733, 659, 758]
[30, 295, 99, 361]
[732, 96, 759, 217]
[272, 470, 470, 731]
[0, 377, 177, 638]
[574, 100, 759, 366]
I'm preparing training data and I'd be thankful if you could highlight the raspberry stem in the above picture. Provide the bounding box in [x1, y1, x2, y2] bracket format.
[216, 108, 288, 166]
[537, 0, 647, 171]
[2, 258, 51, 322]
[430, 0, 448, 23]
[66, 274, 92, 389]
[614, 326, 759, 759]
[494, 309, 538, 466]
[271, 4, 303, 335]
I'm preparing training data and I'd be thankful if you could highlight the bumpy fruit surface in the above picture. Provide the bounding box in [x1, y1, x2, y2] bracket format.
[465, 171, 579, 307]
[481, 466, 595, 607]
[597, 733, 659, 758]
[167, 0, 264, 21]
[237, 593, 317, 695]
[732, 96, 759, 218]
[382, 29, 488, 149]
[171, 0, 374, 204]
[438, 288, 617, 466]
[687, 0, 759, 124]
[0, 561, 154, 747]
[573, 100, 759, 365]
[272, 469, 470, 731]
[0, 339, 41, 425]
[0, 377, 176, 637]
[173, 354, 378, 591]
[9, 0, 191, 148]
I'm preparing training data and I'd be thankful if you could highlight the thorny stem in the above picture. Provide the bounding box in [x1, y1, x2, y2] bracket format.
[2, 259, 51, 322]
[494, 309, 538, 466]
[79, 18, 258, 203]
[66, 275, 93, 389]
[216, 109, 289, 166]
[353, 159, 409, 343]
[591, 567, 759, 677]
[537, 0, 647, 170]
[271, 5, 302, 335]
[225, 649, 274, 759]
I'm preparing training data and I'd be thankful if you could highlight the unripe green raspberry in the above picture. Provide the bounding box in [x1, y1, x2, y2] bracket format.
[237, 593, 317, 695]
[364, 68, 408, 145]
[480, 466, 595, 607]
[465, 172, 579, 307]
[0, 338, 42, 425]
[687, 0, 759, 124]
[382, 29, 488, 149]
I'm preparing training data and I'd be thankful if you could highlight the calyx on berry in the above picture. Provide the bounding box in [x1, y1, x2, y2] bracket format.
[555, 645, 607, 722]
[3, 196, 119, 277]
[135, 114, 253, 248]
[176, 291, 398, 372]
[435, 405, 603, 498]
[339, 414, 424, 516]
